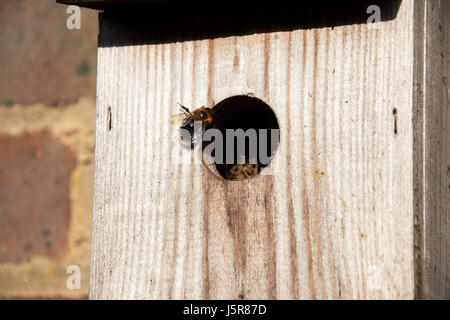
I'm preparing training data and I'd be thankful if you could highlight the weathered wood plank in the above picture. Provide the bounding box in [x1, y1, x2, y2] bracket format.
[90, 1, 416, 299]
[413, 0, 450, 300]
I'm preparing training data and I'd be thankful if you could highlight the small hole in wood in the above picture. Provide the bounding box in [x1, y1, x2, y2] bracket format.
[203, 95, 280, 181]
[107, 105, 112, 131]
[392, 107, 398, 135]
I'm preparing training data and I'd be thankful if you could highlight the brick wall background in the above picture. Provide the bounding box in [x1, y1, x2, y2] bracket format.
[0, 0, 97, 299]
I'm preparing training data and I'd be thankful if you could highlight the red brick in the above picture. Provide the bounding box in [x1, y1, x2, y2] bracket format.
[0, 0, 98, 106]
[0, 131, 76, 263]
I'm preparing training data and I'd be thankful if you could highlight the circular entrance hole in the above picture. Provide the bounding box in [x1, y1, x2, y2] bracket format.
[204, 95, 280, 181]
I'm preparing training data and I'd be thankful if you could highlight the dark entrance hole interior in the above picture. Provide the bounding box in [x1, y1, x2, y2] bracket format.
[205, 95, 280, 181]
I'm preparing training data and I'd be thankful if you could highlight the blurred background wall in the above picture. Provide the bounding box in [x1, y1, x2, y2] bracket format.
[0, 0, 98, 299]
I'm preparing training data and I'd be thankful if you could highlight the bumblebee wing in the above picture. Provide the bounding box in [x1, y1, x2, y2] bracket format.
[169, 113, 188, 126]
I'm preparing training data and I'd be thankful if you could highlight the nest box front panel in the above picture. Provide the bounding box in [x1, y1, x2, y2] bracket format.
[92, 0, 415, 299]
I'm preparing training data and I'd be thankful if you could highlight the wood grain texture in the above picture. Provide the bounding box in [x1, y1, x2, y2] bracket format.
[413, 0, 449, 300]
[90, 1, 416, 299]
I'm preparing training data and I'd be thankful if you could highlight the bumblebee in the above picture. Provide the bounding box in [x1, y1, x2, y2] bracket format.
[171, 102, 262, 180]
[225, 162, 260, 180]
[170, 103, 215, 149]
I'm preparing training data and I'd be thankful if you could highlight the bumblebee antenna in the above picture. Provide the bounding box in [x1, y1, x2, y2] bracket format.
[177, 103, 191, 115]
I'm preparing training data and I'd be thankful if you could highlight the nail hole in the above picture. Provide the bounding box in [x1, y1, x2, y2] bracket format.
[107, 105, 112, 131]
[392, 108, 398, 135]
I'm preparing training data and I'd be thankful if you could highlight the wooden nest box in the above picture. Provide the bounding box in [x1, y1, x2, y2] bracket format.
[58, 0, 448, 299]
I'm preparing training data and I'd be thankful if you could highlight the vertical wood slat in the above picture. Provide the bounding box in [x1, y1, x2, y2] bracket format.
[414, 0, 450, 300]
[90, 1, 418, 299]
